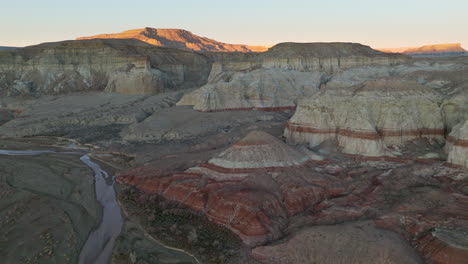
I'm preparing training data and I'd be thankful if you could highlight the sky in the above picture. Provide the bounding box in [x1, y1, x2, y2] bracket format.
[1, 0, 467, 49]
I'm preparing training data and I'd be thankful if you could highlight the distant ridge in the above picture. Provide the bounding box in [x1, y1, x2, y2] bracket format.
[378, 43, 467, 56]
[77, 27, 268, 52]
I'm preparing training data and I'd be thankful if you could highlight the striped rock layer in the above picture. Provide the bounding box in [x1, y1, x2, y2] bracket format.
[285, 80, 445, 156]
[117, 131, 343, 246]
[177, 43, 408, 112]
[446, 119, 468, 168]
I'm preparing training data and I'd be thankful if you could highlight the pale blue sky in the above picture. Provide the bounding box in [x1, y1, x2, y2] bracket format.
[1, 0, 467, 49]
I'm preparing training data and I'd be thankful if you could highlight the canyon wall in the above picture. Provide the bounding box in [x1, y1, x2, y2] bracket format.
[178, 43, 409, 111]
[284, 80, 446, 156]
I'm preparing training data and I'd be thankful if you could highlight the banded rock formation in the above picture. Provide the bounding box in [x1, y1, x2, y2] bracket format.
[178, 43, 408, 111]
[0, 39, 211, 96]
[285, 80, 445, 156]
[77, 28, 268, 52]
[117, 131, 344, 246]
[446, 119, 468, 168]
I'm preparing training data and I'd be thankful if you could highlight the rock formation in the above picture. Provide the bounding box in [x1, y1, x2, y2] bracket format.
[178, 43, 409, 111]
[378, 43, 467, 56]
[446, 119, 468, 168]
[177, 69, 322, 111]
[285, 80, 445, 156]
[0, 39, 211, 96]
[187, 131, 314, 177]
[117, 131, 343, 246]
[105, 62, 168, 94]
[77, 28, 268, 52]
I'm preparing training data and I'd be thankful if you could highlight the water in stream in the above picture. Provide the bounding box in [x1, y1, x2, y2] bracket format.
[0, 149, 123, 264]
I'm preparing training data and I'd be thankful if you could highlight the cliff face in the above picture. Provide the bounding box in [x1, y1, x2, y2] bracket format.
[285, 80, 445, 156]
[77, 28, 268, 52]
[0, 39, 211, 96]
[177, 42, 409, 111]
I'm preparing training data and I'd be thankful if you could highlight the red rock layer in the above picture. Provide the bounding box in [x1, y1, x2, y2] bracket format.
[199, 160, 327, 174]
[417, 233, 468, 264]
[374, 194, 468, 264]
[447, 136, 468, 147]
[117, 164, 345, 246]
[286, 122, 445, 140]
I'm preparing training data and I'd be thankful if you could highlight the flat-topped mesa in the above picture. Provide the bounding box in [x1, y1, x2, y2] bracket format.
[379, 43, 467, 55]
[177, 42, 409, 112]
[260, 42, 409, 72]
[285, 79, 445, 157]
[187, 131, 313, 178]
[446, 119, 468, 168]
[77, 27, 268, 52]
[0, 39, 211, 96]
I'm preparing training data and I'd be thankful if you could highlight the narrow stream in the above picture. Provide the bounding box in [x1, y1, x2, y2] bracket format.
[0, 149, 123, 264]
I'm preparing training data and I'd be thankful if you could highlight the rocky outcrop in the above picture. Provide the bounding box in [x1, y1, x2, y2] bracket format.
[285, 80, 445, 156]
[117, 131, 343, 246]
[0, 39, 211, 96]
[77, 28, 268, 52]
[187, 131, 315, 177]
[105, 62, 168, 94]
[446, 119, 468, 168]
[178, 43, 409, 111]
[252, 221, 423, 264]
[177, 69, 322, 111]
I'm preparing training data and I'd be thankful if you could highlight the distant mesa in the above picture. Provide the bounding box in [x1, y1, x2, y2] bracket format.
[77, 27, 268, 52]
[378, 43, 467, 56]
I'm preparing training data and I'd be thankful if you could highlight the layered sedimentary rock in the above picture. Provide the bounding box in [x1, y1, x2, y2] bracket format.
[77, 28, 268, 52]
[0, 39, 211, 96]
[105, 62, 168, 94]
[252, 221, 423, 264]
[177, 69, 322, 111]
[446, 119, 468, 168]
[117, 131, 344, 246]
[285, 80, 445, 156]
[187, 131, 313, 177]
[178, 42, 408, 111]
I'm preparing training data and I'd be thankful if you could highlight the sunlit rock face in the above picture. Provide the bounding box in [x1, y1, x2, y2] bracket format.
[446, 119, 468, 168]
[0, 39, 211, 96]
[178, 42, 409, 111]
[117, 131, 344, 246]
[285, 80, 445, 156]
[379, 43, 467, 55]
[77, 27, 268, 52]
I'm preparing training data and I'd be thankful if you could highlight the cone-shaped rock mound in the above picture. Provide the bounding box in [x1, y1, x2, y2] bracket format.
[207, 131, 311, 171]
